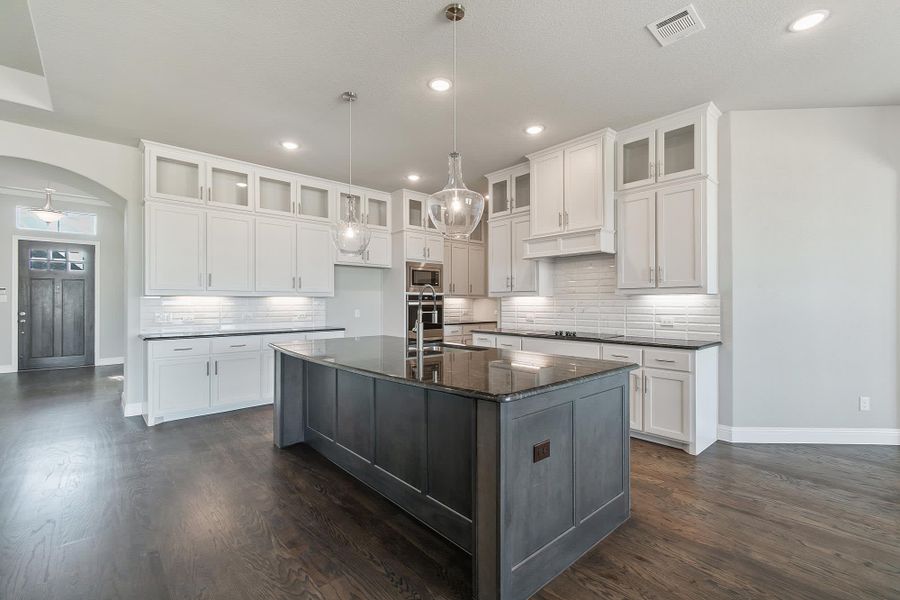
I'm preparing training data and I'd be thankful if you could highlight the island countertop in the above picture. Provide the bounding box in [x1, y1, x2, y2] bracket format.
[271, 335, 636, 402]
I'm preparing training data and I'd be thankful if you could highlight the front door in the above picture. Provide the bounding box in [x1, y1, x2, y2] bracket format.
[18, 240, 95, 370]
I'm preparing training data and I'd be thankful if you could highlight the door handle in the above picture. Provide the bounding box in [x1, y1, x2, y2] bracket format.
[208, 186, 212, 202]
[558, 212, 562, 227]
[214, 360, 218, 375]
[206, 361, 210, 376]
[292, 276, 296, 289]
[208, 273, 212, 287]
[649, 161, 655, 178]
[469, 283, 472, 293]
[298, 276, 302, 289]
[199, 186, 203, 200]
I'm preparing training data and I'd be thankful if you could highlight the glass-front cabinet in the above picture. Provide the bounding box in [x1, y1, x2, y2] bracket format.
[255, 168, 295, 217]
[401, 191, 435, 230]
[618, 129, 655, 191]
[148, 146, 205, 204]
[486, 163, 529, 219]
[206, 158, 253, 211]
[365, 191, 390, 230]
[297, 176, 334, 221]
[657, 114, 701, 183]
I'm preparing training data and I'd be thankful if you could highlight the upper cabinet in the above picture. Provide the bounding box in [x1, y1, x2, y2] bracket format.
[391, 189, 438, 233]
[487, 214, 552, 298]
[523, 129, 616, 258]
[255, 168, 295, 217]
[296, 176, 335, 222]
[486, 163, 530, 219]
[616, 102, 720, 191]
[205, 158, 253, 211]
[147, 146, 205, 204]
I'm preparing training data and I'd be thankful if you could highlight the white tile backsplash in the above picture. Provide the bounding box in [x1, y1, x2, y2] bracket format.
[500, 255, 720, 340]
[141, 296, 327, 332]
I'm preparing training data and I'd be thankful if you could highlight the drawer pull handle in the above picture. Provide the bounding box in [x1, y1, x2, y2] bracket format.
[173, 347, 192, 352]
[655, 358, 677, 363]
[229, 344, 247, 348]
[610, 354, 629, 359]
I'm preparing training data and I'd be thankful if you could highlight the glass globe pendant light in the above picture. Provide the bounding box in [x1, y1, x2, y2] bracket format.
[31, 187, 65, 223]
[427, 4, 485, 240]
[331, 91, 372, 256]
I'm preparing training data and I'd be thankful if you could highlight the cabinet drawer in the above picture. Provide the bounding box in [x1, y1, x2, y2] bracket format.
[472, 333, 496, 348]
[644, 348, 692, 372]
[496, 335, 523, 351]
[211, 335, 262, 354]
[444, 325, 463, 336]
[522, 337, 600, 359]
[602, 344, 643, 365]
[149, 338, 211, 359]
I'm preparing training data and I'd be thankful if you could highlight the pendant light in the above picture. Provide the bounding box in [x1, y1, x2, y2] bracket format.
[331, 91, 372, 256]
[427, 3, 485, 241]
[30, 187, 65, 223]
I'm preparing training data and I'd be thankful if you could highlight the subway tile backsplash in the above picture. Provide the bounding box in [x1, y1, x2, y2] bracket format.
[500, 255, 720, 340]
[140, 296, 327, 332]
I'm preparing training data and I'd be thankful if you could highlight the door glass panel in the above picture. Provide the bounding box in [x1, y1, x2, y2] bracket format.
[259, 177, 292, 213]
[663, 124, 695, 175]
[339, 193, 362, 221]
[69, 262, 85, 272]
[299, 184, 330, 218]
[491, 180, 508, 214]
[29, 260, 48, 270]
[514, 173, 530, 209]
[622, 138, 650, 184]
[30, 249, 48, 259]
[49, 262, 67, 271]
[58, 212, 97, 235]
[210, 167, 249, 207]
[156, 156, 199, 198]
[367, 197, 388, 227]
[51, 250, 67, 260]
[408, 198, 423, 227]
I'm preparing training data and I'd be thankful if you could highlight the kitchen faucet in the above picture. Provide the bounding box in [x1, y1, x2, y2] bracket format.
[414, 284, 438, 356]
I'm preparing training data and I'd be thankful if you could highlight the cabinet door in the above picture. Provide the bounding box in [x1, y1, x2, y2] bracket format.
[488, 220, 512, 294]
[362, 232, 391, 267]
[148, 147, 204, 204]
[564, 139, 605, 230]
[490, 177, 510, 217]
[629, 369, 644, 431]
[617, 128, 656, 190]
[365, 192, 390, 230]
[617, 191, 656, 290]
[510, 216, 535, 293]
[255, 168, 295, 217]
[297, 222, 334, 295]
[511, 168, 531, 214]
[255, 219, 296, 292]
[146, 203, 205, 293]
[496, 335, 523, 351]
[207, 212, 254, 293]
[530, 151, 565, 236]
[643, 368, 690, 442]
[657, 114, 702, 183]
[206, 158, 253, 211]
[469, 216, 485, 243]
[261, 349, 275, 400]
[297, 177, 334, 221]
[656, 181, 703, 289]
[449, 243, 469, 295]
[212, 352, 262, 406]
[425, 236, 444, 262]
[406, 232, 427, 261]
[467, 244, 485, 296]
[152, 356, 210, 414]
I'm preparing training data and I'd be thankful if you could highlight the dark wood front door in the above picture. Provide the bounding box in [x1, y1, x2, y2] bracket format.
[18, 240, 95, 370]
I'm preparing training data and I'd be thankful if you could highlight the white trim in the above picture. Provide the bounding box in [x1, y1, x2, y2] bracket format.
[11, 235, 101, 372]
[717, 425, 900, 445]
[122, 401, 142, 417]
[0, 364, 14, 373]
[96, 356, 124, 366]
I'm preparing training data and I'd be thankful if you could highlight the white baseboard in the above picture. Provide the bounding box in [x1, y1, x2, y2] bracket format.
[718, 425, 900, 445]
[0, 364, 14, 374]
[96, 356, 125, 366]
[122, 401, 142, 417]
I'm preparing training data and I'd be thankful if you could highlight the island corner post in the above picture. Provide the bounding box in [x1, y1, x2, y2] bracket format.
[273, 345, 632, 600]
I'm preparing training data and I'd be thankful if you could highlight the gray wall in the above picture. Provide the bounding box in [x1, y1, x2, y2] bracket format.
[0, 158, 126, 367]
[326, 265, 384, 337]
[721, 106, 899, 429]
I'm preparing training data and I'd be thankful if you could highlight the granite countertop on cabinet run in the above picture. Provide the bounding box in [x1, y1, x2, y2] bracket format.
[470, 328, 722, 350]
[272, 335, 636, 403]
[139, 326, 345, 341]
[444, 320, 498, 326]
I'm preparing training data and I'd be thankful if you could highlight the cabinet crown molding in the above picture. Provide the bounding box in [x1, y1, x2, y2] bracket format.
[525, 128, 616, 160]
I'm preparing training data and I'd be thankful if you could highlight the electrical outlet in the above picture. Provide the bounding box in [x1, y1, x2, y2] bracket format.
[659, 316, 675, 328]
[354, 309, 361, 318]
[533, 439, 550, 463]
[859, 396, 871, 412]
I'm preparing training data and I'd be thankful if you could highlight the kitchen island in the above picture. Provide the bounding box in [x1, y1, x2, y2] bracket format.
[272, 336, 636, 600]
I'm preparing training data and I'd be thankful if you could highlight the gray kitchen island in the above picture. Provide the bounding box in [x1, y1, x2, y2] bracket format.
[272, 335, 635, 600]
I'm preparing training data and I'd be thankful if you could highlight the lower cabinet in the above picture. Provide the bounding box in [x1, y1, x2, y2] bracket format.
[152, 356, 211, 414]
[641, 368, 691, 442]
[212, 352, 261, 407]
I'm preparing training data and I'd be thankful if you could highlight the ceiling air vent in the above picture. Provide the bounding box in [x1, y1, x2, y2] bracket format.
[647, 4, 705, 47]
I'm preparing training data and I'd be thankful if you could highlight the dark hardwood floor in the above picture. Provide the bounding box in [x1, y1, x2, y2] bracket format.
[1, 366, 897, 600]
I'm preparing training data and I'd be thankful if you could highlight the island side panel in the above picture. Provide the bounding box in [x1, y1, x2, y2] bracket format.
[499, 372, 631, 600]
[274, 352, 306, 448]
[474, 399, 501, 600]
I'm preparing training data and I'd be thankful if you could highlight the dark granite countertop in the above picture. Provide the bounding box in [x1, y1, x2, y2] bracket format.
[470, 328, 721, 350]
[140, 326, 345, 341]
[272, 335, 636, 402]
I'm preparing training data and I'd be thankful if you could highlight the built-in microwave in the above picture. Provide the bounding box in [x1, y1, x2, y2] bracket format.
[406, 262, 443, 294]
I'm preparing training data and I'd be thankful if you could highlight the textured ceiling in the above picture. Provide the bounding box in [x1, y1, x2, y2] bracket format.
[1, 0, 898, 193]
[0, 0, 43, 75]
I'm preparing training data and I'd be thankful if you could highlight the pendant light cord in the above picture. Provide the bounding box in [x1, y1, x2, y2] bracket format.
[453, 15, 457, 154]
[348, 93, 353, 220]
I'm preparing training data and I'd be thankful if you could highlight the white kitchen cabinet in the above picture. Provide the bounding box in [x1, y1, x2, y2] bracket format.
[335, 231, 392, 268]
[486, 163, 530, 219]
[205, 157, 253, 211]
[150, 356, 211, 415]
[488, 219, 511, 294]
[523, 129, 616, 258]
[447, 242, 469, 295]
[617, 179, 716, 294]
[145, 202, 205, 294]
[297, 176, 335, 222]
[616, 102, 719, 191]
[391, 189, 438, 232]
[472, 332, 497, 348]
[255, 168, 295, 217]
[487, 214, 552, 297]
[255, 218, 296, 292]
[628, 369, 644, 431]
[426, 236, 443, 262]
[495, 335, 522, 351]
[406, 232, 427, 261]
[146, 145, 205, 204]
[642, 368, 691, 442]
[467, 245, 485, 296]
[212, 352, 262, 407]
[510, 215, 536, 293]
[297, 221, 335, 295]
[206, 212, 254, 293]
[520, 337, 600, 359]
[365, 190, 390, 230]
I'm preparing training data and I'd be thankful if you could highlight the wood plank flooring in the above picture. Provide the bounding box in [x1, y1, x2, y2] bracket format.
[1, 366, 897, 599]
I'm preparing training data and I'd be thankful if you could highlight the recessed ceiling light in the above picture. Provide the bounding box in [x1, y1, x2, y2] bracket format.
[406, 174, 421, 182]
[789, 9, 829, 32]
[525, 124, 545, 135]
[280, 141, 299, 150]
[428, 78, 452, 92]
[235, 182, 248, 188]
